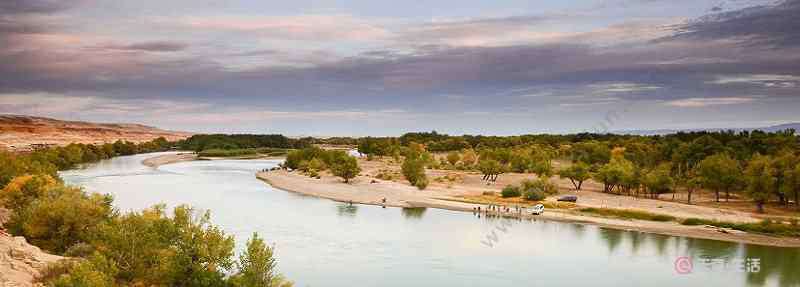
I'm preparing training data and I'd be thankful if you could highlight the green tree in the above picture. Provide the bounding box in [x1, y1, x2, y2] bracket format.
[167, 205, 235, 286]
[744, 155, 776, 213]
[772, 152, 798, 206]
[231, 233, 293, 287]
[696, 153, 741, 202]
[446, 151, 461, 166]
[401, 157, 427, 187]
[559, 162, 590, 191]
[594, 157, 634, 194]
[643, 163, 674, 199]
[8, 186, 113, 253]
[782, 163, 800, 211]
[331, 156, 360, 183]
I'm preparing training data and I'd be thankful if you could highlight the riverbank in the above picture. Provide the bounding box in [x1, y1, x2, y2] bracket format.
[142, 152, 198, 167]
[256, 169, 800, 248]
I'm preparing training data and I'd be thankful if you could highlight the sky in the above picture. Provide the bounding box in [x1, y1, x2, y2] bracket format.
[1, 0, 799, 136]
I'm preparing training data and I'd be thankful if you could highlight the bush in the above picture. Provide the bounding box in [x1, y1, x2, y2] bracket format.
[402, 157, 427, 186]
[501, 185, 521, 198]
[8, 186, 113, 253]
[523, 190, 546, 201]
[520, 178, 558, 195]
[415, 177, 429, 190]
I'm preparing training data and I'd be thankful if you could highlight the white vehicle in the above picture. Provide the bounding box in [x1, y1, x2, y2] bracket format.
[531, 204, 545, 215]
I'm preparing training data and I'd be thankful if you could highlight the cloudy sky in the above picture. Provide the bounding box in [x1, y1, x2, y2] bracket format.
[1, 0, 799, 136]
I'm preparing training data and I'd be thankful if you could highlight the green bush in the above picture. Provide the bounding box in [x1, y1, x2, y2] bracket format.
[501, 185, 521, 198]
[415, 177, 429, 190]
[523, 190, 546, 201]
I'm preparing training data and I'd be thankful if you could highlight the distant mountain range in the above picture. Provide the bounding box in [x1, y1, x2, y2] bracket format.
[615, 123, 800, 136]
[0, 114, 192, 151]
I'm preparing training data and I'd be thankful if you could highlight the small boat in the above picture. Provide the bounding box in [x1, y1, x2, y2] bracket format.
[531, 204, 544, 215]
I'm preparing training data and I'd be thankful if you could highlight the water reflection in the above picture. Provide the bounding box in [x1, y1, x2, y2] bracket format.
[401, 207, 427, 220]
[743, 245, 800, 287]
[335, 203, 358, 217]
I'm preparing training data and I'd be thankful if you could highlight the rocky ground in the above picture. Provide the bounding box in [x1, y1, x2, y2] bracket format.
[0, 208, 64, 287]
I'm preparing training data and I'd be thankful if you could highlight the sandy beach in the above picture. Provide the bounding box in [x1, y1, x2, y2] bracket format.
[142, 153, 198, 167]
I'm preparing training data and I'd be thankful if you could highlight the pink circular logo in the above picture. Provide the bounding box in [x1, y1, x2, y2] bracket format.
[674, 256, 693, 274]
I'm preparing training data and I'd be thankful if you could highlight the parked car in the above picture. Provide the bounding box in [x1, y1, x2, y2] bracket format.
[531, 204, 544, 215]
[557, 195, 578, 202]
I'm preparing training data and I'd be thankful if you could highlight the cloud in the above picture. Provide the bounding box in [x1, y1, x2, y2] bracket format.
[174, 15, 390, 42]
[665, 97, 757, 107]
[588, 82, 662, 93]
[93, 41, 189, 52]
[668, 0, 800, 47]
[0, 0, 84, 15]
[707, 74, 800, 88]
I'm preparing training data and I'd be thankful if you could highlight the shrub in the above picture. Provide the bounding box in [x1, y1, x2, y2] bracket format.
[520, 178, 558, 195]
[415, 177, 429, 190]
[402, 157, 427, 186]
[523, 190, 546, 201]
[501, 185, 521, 198]
[8, 186, 113, 253]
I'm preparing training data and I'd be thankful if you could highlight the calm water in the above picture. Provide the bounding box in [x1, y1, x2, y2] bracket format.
[60, 152, 800, 287]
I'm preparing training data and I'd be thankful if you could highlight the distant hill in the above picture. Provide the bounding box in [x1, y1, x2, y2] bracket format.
[616, 123, 800, 136]
[0, 114, 192, 151]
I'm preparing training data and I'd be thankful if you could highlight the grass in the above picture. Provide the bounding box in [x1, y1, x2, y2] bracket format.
[442, 195, 576, 209]
[578, 207, 677, 222]
[198, 148, 290, 157]
[681, 218, 800, 237]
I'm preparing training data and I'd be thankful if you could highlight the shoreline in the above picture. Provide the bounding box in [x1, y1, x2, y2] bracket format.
[140, 153, 800, 248]
[257, 170, 800, 248]
[142, 152, 198, 167]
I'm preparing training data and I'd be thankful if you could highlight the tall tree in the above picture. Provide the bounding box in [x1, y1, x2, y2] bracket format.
[559, 162, 590, 191]
[696, 153, 741, 202]
[744, 155, 776, 213]
[331, 155, 361, 183]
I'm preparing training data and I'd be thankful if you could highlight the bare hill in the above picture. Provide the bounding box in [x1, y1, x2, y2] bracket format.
[0, 115, 192, 151]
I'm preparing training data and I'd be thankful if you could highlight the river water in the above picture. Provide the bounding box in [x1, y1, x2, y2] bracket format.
[60, 152, 799, 287]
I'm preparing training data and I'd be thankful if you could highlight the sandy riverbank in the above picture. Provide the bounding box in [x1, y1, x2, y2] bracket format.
[142, 153, 198, 167]
[257, 170, 800, 248]
[139, 153, 800, 247]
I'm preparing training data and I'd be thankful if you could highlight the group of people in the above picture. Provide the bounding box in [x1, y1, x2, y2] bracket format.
[473, 204, 525, 215]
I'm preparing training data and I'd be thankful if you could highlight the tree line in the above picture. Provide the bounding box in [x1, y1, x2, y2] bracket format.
[354, 130, 800, 213]
[0, 138, 292, 286]
[180, 134, 312, 152]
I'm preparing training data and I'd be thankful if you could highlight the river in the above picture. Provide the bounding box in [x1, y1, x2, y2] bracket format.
[60, 152, 800, 287]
